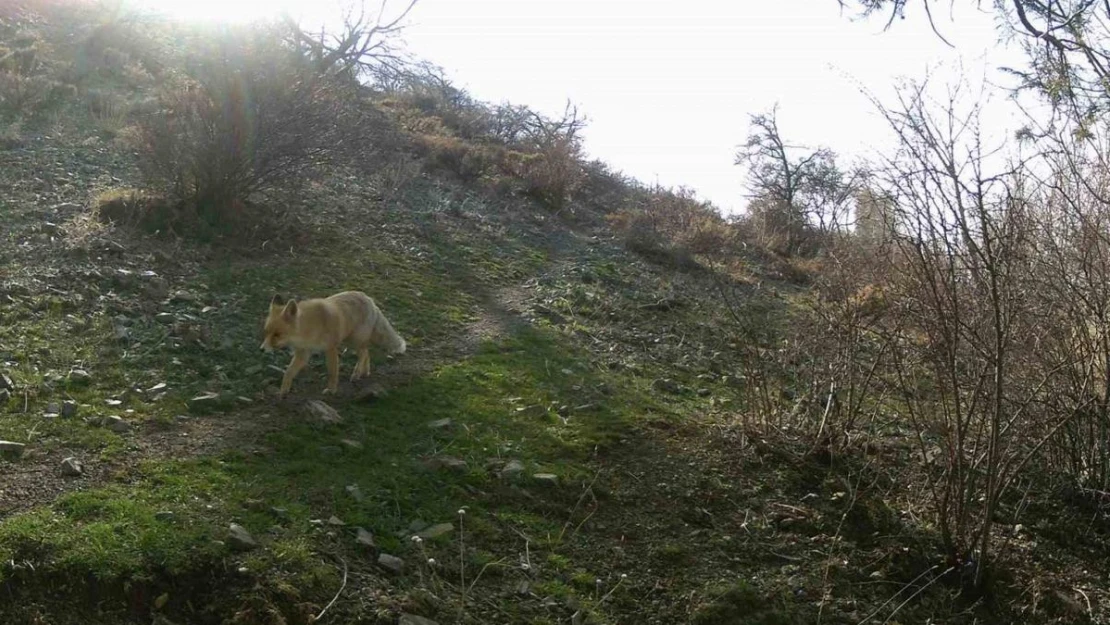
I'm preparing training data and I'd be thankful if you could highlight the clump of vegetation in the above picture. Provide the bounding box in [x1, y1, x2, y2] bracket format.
[130, 24, 381, 226]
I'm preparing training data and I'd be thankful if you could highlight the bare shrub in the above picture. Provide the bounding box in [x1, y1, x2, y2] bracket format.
[609, 185, 731, 268]
[0, 26, 70, 119]
[131, 23, 382, 224]
[862, 79, 1076, 590]
[414, 134, 501, 181]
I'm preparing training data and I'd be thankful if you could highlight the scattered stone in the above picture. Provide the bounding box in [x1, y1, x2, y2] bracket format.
[147, 382, 167, 393]
[170, 290, 197, 303]
[377, 553, 405, 574]
[68, 369, 92, 385]
[270, 507, 288, 520]
[228, 524, 258, 551]
[354, 385, 387, 402]
[242, 499, 267, 511]
[105, 398, 122, 407]
[345, 484, 364, 501]
[45, 402, 61, 416]
[516, 580, 531, 596]
[532, 473, 559, 486]
[652, 378, 683, 395]
[155, 511, 176, 522]
[327, 516, 346, 527]
[303, 399, 343, 424]
[696, 388, 712, 397]
[426, 418, 453, 431]
[145, 278, 169, 300]
[61, 400, 78, 418]
[114, 325, 131, 341]
[355, 527, 375, 548]
[187, 392, 225, 414]
[418, 523, 454, 540]
[113, 268, 135, 287]
[425, 456, 469, 474]
[339, 438, 363, 450]
[104, 415, 130, 432]
[399, 615, 439, 625]
[499, 459, 525, 479]
[156, 312, 175, 324]
[0, 441, 25, 458]
[60, 457, 83, 476]
[408, 519, 429, 533]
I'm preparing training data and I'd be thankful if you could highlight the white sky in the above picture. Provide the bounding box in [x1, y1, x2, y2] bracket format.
[130, 0, 1033, 214]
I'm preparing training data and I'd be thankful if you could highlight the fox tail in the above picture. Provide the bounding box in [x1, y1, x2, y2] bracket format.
[372, 306, 407, 355]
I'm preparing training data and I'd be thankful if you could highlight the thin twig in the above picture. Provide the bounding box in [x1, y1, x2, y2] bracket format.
[313, 556, 348, 622]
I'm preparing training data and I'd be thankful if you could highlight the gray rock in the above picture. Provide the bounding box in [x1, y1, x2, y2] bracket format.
[327, 516, 346, 526]
[532, 473, 559, 486]
[356, 527, 375, 548]
[187, 392, 225, 414]
[377, 553, 405, 574]
[61, 400, 78, 418]
[425, 456, 469, 474]
[155, 511, 175, 522]
[45, 402, 60, 416]
[696, 388, 712, 397]
[417, 523, 454, 540]
[345, 484, 364, 501]
[114, 325, 131, 341]
[500, 459, 525, 479]
[303, 400, 343, 424]
[426, 418, 453, 431]
[408, 519, 428, 533]
[270, 507, 288, 520]
[144, 278, 169, 300]
[339, 438, 363, 450]
[652, 378, 682, 395]
[170, 290, 197, 303]
[399, 615, 439, 625]
[68, 369, 91, 385]
[0, 441, 25, 458]
[155, 312, 175, 325]
[228, 524, 258, 551]
[60, 457, 83, 476]
[104, 415, 130, 432]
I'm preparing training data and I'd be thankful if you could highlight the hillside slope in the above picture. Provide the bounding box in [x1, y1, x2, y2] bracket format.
[1, 4, 1109, 625]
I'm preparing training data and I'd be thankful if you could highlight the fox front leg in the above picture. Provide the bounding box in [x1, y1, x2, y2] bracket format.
[323, 345, 340, 394]
[280, 349, 309, 397]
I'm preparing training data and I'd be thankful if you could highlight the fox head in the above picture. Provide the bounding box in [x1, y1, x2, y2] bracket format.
[260, 294, 297, 351]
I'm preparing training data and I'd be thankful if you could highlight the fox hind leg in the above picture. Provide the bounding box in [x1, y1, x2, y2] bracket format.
[351, 347, 371, 381]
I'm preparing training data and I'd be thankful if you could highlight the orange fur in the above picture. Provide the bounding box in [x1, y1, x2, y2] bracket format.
[260, 291, 406, 396]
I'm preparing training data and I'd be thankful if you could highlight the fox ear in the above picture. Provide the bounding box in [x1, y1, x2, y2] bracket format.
[282, 299, 298, 318]
[271, 293, 285, 307]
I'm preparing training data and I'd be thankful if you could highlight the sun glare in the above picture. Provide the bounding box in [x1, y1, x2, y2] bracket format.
[123, 0, 322, 24]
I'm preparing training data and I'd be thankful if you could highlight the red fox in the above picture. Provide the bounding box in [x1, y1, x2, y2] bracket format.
[260, 291, 406, 397]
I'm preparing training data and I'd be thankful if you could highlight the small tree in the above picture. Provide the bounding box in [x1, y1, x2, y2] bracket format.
[736, 106, 860, 255]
